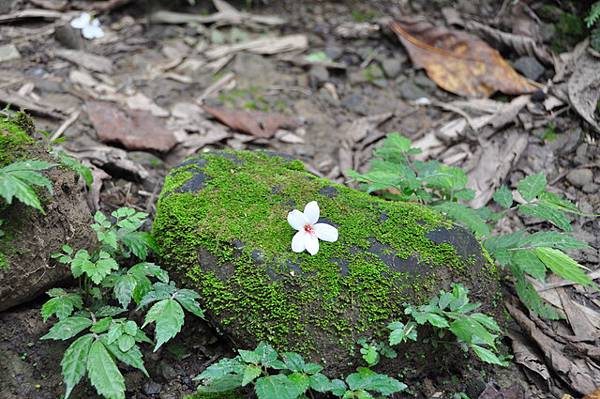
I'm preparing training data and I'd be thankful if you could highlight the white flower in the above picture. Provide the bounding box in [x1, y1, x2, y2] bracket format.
[70, 12, 105, 40]
[287, 201, 338, 256]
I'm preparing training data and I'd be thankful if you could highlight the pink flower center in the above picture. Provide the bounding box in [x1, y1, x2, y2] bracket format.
[304, 224, 315, 236]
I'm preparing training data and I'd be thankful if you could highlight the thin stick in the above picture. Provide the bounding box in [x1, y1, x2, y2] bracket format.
[51, 110, 80, 141]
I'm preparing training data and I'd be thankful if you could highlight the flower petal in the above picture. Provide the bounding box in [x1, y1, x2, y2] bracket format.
[314, 223, 338, 242]
[287, 210, 306, 230]
[291, 231, 306, 253]
[70, 13, 91, 29]
[303, 201, 319, 224]
[305, 234, 319, 255]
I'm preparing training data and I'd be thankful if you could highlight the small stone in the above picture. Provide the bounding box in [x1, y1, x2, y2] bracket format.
[159, 361, 178, 380]
[413, 73, 437, 90]
[582, 183, 599, 194]
[513, 56, 545, 81]
[566, 168, 593, 188]
[324, 45, 343, 60]
[574, 143, 589, 165]
[308, 65, 329, 87]
[398, 79, 428, 100]
[0, 44, 20, 63]
[381, 57, 402, 78]
[142, 381, 162, 395]
[54, 23, 85, 50]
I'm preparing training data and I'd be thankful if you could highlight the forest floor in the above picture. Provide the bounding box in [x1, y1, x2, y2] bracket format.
[0, 0, 599, 398]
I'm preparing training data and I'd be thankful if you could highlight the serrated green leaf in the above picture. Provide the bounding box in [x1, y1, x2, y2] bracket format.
[521, 231, 589, 251]
[90, 317, 112, 334]
[449, 317, 496, 348]
[87, 340, 125, 399]
[303, 363, 323, 375]
[0, 160, 54, 212]
[121, 231, 155, 260]
[137, 282, 176, 309]
[117, 334, 135, 352]
[517, 173, 547, 201]
[388, 321, 418, 345]
[61, 333, 93, 398]
[309, 373, 331, 393]
[174, 289, 205, 318]
[469, 313, 501, 332]
[103, 338, 148, 377]
[518, 203, 572, 232]
[238, 349, 260, 364]
[113, 275, 137, 309]
[255, 341, 278, 367]
[493, 185, 513, 208]
[288, 372, 310, 394]
[426, 313, 449, 328]
[535, 247, 593, 286]
[71, 249, 92, 278]
[54, 151, 93, 189]
[281, 352, 305, 372]
[197, 374, 244, 393]
[255, 374, 303, 399]
[330, 379, 347, 396]
[346, 367, 406, 395]
[123, 320, 138, 336]
[470, 344, 507, 366]
[143, 299, 184, 351]
[241, 364, 262, 386]
[433, 201, 491, 238]
[484, 231, 525, 255]
[41, 316, 92, 341]
[538, 191, 581, 214]
[195, 357, 245, 381]
[511, 265, 561, 320]
[511, 250, 547, 281]
[360, 344, 379, 367]
[41, 293, 82, 321]
[129, 262, 169, 283]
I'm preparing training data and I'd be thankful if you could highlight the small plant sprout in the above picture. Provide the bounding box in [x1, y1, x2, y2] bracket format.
[70, 12, 104, 40]
[287, 201, 338, 255]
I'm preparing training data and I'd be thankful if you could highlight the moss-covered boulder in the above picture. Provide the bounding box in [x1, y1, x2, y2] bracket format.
[153, 150, 500, 374]
[0, 115, 93, 311]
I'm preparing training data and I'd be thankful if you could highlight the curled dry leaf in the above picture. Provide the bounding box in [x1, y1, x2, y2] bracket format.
[390, 18, 537, 97]
[202, 105, 298, 138]
[568, 53, 600, 133]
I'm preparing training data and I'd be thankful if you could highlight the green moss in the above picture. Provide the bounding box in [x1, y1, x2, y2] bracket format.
[0, 116, 35, 167]
[0, 251, 7, 269]
[153, 151, 497, 359]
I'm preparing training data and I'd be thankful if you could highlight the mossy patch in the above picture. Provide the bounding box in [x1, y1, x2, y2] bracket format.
[184, 391, 244, 399]
[153, 150, 498, 371]
[0, 115, 35, 167]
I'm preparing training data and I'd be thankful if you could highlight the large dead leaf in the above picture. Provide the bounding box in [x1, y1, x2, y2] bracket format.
[390, 18, 537, 97]
[568, 52, 600, 133]
[87, 101, 177, 152]
[202, 106, 298, 138]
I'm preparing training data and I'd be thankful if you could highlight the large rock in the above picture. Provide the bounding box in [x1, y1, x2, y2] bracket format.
[0, 114, 93, 311]
[153, 150, 500, 374]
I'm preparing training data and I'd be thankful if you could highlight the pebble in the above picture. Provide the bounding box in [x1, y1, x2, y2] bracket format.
[398, 79, 428, 100]
[582, 183, 599, 194]
[308, 65, 329, 87]
[566, 168, 593, 188]
[381, 57, 402, 78]
[142, 381, 162, 395]
[0, 44, 20, 63]
[513, 56, 545, 81]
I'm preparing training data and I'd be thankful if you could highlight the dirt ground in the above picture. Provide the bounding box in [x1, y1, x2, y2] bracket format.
[0, 0, 599, 398]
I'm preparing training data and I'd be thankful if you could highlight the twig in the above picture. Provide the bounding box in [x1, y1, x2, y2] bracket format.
[51, 110, 80, 141]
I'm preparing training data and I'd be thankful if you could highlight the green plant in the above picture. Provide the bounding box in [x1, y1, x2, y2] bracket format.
[41, 208, 205, 399]
[194, 341, 406, 399]
[0, 159, 55, 213]
[389, 284, 509, 366]
[350, 133, 597, 320]
[586, 1, 600, 50]
[53, 150, 93, 189]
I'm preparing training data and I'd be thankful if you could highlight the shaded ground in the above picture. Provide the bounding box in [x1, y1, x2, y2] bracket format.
[0, 0, 599, 398]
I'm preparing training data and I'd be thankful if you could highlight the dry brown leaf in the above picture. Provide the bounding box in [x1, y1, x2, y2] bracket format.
[390, 18, 537, 98]
[568, 52, 600, 133]
[87, 101, 177, 152]
[584, 388, 600, 399]
[202, 106, 298, 138]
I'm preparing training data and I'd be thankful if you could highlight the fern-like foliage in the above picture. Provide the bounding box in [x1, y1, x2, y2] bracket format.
[0, 160, 55, 212]
[586, 1, 600, 28]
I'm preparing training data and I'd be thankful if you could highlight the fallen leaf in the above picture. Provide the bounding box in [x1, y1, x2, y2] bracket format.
[568, 52, 600, 133]
[584, 388, 600, 399]
[390, 18, 537, 97]
[202, 106, 298, 138]
[86, 101, 177, 152]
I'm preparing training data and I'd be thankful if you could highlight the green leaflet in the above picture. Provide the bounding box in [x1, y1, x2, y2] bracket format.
[61, 334, 94, 398]
[535, 247, 594, 286]
[511, 250, 546, 282]
[143, 299, 185, 351]
[0, 159, 55, 212]
[41, 316, 92, 341]
[511, 265, 561, 320]
[255, 374, 303, 399]
[41, 291, 83, 321]
[517, 173, 546, 201]
[87, 340, 126, 399]
[433, 201, 490, 238]
[492, 185, 513, 209]
[518, 203, 572, 232]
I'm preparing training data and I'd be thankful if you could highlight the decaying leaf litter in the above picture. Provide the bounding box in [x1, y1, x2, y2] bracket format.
[0, 0, 599, 398]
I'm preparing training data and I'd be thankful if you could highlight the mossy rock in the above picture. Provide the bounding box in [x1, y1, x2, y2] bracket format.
[0, 115, 93, 311]
[152, 150, 500, 375]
